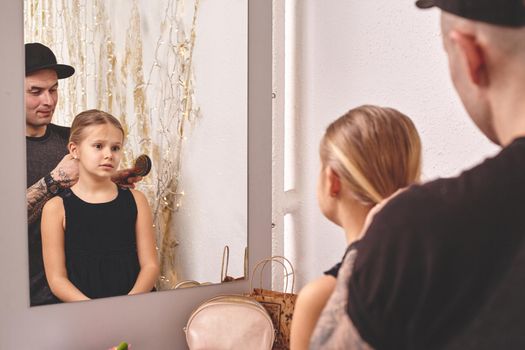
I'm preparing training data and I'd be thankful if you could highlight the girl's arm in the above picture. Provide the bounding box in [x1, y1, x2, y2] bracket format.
[290, 275, 337, 350]
[128, 189, 160, 295]
[41, 197, 90, 302]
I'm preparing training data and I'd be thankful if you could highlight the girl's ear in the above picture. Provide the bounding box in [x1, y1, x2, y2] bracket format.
[68, 142, 78, 159]
[326, 167, 341, 197]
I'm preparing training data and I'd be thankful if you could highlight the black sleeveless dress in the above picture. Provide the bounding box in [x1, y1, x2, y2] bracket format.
[58, 187, 140, 299]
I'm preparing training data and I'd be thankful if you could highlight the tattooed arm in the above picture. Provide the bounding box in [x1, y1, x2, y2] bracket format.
[27, 177, 53, 225]
[307, 249, 374, 350]
[27, 154, 79, 224]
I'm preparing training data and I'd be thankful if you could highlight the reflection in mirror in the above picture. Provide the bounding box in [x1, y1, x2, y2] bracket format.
[24, 0, 248, 306]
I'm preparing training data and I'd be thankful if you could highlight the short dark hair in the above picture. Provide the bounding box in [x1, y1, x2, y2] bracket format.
[416, 0, 525, 27]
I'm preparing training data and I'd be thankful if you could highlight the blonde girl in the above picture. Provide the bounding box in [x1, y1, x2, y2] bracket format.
[41, 109, 159, 302]
[290, 105, 422, 349]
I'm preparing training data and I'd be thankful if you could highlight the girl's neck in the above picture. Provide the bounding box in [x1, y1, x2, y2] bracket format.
[337, 199, 372, 245]
[71, 176, 117, 203]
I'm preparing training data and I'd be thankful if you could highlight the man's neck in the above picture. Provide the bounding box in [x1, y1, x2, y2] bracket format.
[492, 81, 525, 147]
[26, 124, 48, 138]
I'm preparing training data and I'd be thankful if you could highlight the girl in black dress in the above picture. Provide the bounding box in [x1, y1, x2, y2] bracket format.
[41, 109, 159, 302]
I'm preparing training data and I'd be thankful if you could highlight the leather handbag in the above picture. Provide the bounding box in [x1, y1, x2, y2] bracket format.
[184, 294, 275, 350]
[246, 256, 297, 350]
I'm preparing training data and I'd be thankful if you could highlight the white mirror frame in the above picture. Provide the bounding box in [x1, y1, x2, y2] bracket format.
[0, 0, 271, 348]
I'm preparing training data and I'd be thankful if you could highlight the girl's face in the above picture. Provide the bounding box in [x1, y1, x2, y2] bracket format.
[71, 123, 124, 179]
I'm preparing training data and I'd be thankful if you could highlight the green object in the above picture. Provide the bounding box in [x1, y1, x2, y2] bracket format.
[116, 342, 128, 350]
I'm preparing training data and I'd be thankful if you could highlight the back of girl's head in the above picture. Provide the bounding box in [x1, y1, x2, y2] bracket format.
[320, 105, 421, 205]
[69, 109, 125, 144]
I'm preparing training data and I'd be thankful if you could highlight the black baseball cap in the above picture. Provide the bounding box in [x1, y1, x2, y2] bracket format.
[415, 0, 525, 27]
[25, 42, 75, 79]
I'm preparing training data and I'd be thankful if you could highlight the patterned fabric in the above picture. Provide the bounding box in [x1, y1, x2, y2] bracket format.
[310, 248, 373, 350]
[248, 288, 297, 350]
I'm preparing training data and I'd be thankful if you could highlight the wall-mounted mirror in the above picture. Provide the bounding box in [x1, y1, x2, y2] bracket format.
[1, 0, 269, 346]
[25, 0, 248, 306]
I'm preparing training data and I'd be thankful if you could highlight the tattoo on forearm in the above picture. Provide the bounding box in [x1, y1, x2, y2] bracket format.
[309, 249, 374, 350]
[27, 177, 52, 224]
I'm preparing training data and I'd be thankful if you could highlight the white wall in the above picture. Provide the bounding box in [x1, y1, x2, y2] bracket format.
[286, 1, 499, 288]
[178, 0, 248, 282]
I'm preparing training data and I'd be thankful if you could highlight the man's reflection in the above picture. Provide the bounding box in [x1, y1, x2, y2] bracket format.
[25, 43, 77, 306]
[25, 43, 146, 306]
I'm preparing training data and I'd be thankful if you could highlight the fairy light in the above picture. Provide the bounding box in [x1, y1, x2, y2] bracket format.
[24, 0, 201, 290]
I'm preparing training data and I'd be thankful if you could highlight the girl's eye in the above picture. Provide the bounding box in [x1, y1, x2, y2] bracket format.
[111, 146, 121, 152]
[94, 144, 102, 149]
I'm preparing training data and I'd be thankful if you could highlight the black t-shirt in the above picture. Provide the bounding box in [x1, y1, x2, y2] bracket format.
[347, 137, 525, 349]
[26, 123, 70, 306]
[26, 123, 70, 187]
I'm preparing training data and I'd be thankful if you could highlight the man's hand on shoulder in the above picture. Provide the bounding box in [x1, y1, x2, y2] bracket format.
[50, 154, 79, 189]
[360, 187, 408, 240]
[27, 154, 77, 224]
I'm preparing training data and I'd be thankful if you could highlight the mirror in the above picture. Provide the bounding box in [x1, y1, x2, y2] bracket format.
[1, 0, 270, 347]
[24, 0, 248, 306]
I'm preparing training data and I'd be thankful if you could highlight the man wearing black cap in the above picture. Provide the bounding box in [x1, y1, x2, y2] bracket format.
[308, 1, 525, 349]
[24, 43, 140, 306]
[25, 42, 78, 306]
[25, 43, 78, 222]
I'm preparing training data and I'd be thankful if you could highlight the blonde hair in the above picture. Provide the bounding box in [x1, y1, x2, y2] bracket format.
[69, 109, 125, 144]
[320, 105, 422, 205]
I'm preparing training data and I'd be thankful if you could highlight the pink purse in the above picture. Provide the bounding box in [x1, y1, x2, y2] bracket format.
[184, 294, 275, 350]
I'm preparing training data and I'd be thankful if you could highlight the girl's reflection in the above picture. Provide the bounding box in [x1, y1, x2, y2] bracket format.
[42, 109, 159, 301]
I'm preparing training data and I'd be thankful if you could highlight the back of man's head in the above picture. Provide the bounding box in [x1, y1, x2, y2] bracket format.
[416, 0, 525, 146]
[416, 0, 525, 27]
[417, 0, 525, 60]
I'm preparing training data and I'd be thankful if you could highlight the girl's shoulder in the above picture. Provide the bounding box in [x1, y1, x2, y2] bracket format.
[128, 188, 145, 199]
[42, 195, 65, 215]
[46, 194, 64, 206]
[128, 188, 149, 206]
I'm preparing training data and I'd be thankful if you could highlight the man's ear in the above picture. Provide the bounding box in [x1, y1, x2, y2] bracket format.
[326, 167, 341, 197]
[449, 30, 489, 86]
